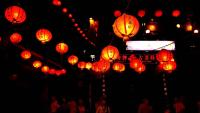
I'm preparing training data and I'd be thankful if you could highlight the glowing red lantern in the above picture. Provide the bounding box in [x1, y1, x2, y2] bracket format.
[48, 68, 56, 75]
[10, 32, 22, 44]
[52, 0, 61, 6]
[78, 61, 86, 70]
[21, 50, 31, 60]
[163, 61, 177, 72]
[68, 55, 78, 65]
[98, 59, 110, 73]
[112, 62, 125, 72]
[101, 45, 119, 62]
[33, 60, 42, 68]
[56, 42, 69, 54]
[113, 13, 140, 40]
[137, 9, 146, 18]
[130, 59, 143, 69]
[62, 7, 68, 13]
[114, 10, 122, 17]
[92, 62, 101, 73]
[36, 28, 52, 44]
[4, 6, 26, 24]
[41, 66, 50, 73]
[172, 9, 181, 17]
[156, 49, 173, 62]
[135, 64, 146, 73]
[85, 62, 92, 70]
[154, 10, 163, 17]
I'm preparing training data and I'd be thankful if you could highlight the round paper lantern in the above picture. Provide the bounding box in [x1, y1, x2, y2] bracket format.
[10, 32, 22, 44]
[114, 10, 122, 17]
[137, 9, 146, 18]
[92, 62, 101, 73]
[172, 9, 181, 17]
[98, 59, 110, 73]
[135, 64, 146, 73]
[113, 13, 140, 40]
[68, 55, 78, 65]
[21, 50, 31, 60]
[154, 10, 163, 17]
[130, 59, 143, 69]
[156, 49, 173, 62]
[163, 61, 177, 72]
[33, 60, 42, 68]
[85, 62, 92, 70]
[112, 62, 125, 72]
[4, 6, 26, 24]
[41, 65, 50, 73]
[78, 61, 86, 70]
[56, 42, 69, 54]
[36, 28, 52, 44]
[101, 45, 119, 62]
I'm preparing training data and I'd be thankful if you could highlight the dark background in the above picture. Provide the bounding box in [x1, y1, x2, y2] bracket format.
[0, 0, 200, 113]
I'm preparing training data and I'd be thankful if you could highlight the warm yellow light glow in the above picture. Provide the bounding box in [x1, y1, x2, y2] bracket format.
[176, 24, 181, 28]
[89, 17, 95, 27]
[33, 60, 42, 68]
[185, 23, 193, 31]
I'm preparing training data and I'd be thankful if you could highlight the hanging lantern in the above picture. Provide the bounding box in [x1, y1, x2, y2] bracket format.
[163, 61, 177, 72]
[113, 13, 140, 40]
[154, 9, 163, 17]
[130, 59, 143, 69]
[55, 42, 69, 54]
[172, 9, 181, 17]
[114, 10, 122, 17]
[36, 28, 52, 44]
[68, 55, 78, 65]
[85, 62, 92, 70]
[101, 45, 119, 62]
[92, 62, 101, 73]
[137, 9, 146, 18]
[78, 61, 86, 70]
[112, 62, 125, 72]
[33, 60, 42, 68]
[10, 32, 22, 44]
[156, 49, 173, 62]
[41, 65, 50, 74]
[98, 59, 110, 73]
[21, 50, 31, 60]
[135, 64, 146, 73]
[4, 6, 26, 24]
[48, 68, 56, 75]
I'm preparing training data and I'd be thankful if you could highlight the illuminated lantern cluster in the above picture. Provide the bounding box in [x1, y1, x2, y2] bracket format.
[10, 32, 22, 44]
[4, 6, 26, 24]
[92, 60, 110, 73]
[113, 13, 140, 40]
[129, 56, 146, 74]
[47, 68, 66, 76]
[52, 0, 62, 6]
[20, 50, 31, 60]
[101, 45, 119, 62]
[36, 28, 52, 44]
[156, 49, 176, 72]
[55, 42, 69, 54]
[112, 62, 125, 72]
[68, 55, 78, 65]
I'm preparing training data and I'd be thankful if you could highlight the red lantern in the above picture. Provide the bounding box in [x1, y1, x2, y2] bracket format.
[101, 45, 119, 62]
[135, 64, 146, 73]
[10, 32, 22, 44]
[78, 61, 86, 70]
[92, 62, 101, 73]
[62, 7, 68, 13]
[163, 61, 177, 72]
[112, 62, 125, 72]
[154, 10, 163, 17]
[68, 55, 78, 65]
[41, 66, 50, 73]
[130, 59, 143, 69]
[36, 28, 52, 44]
[172, 9, 181, 17]
[114, 10, 122, 17]
[33, 60, 42, 68]
[21, 50, 31, 60]
[52, 0, 62, 6]
[4, 6, 26, 24]
[56, 42, 69, 54]
[98, 59, 110, 73]
[156, 49, 173, 62]
[113, 13, 140, 40]
[137, 10, 146, 18]
[85, 62, 92, 70]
